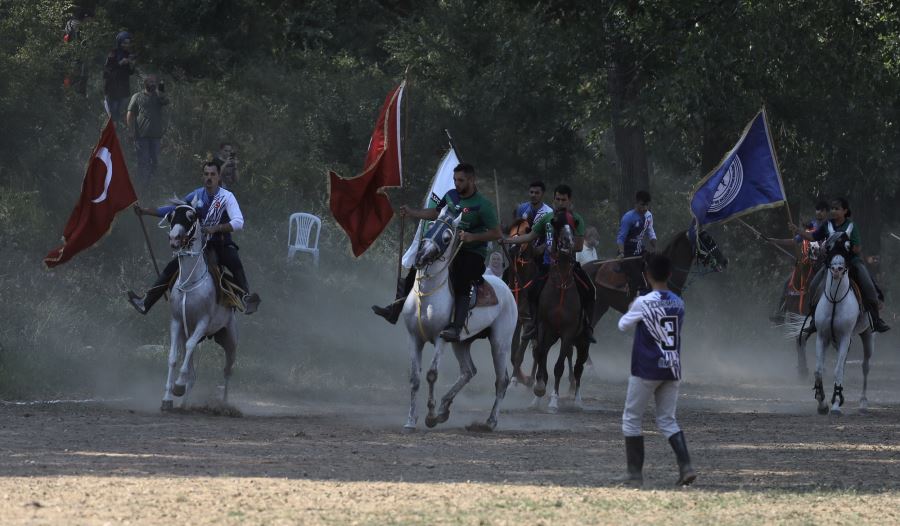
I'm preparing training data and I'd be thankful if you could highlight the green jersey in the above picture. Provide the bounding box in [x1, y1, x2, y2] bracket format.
[531, 209, 586, 265]
[436, 190, 498, 257]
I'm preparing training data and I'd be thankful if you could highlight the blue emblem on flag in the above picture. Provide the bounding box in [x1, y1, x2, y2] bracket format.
[690, 110, 786, 226]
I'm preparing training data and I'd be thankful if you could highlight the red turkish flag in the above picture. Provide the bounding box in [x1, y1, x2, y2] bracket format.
[44, 119, 138, 268]
[329, 82, 404, 257]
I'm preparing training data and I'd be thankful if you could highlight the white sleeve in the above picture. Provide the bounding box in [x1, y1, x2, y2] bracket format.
[226, 193, 244, 231]
[647, 212, 657, 240]
[618, 296, 645, 332]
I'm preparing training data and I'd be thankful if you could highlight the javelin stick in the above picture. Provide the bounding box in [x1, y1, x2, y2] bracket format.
[736, 218, 797, 262]
[890, 233, 900, 242]
[493, 169, 512, 267]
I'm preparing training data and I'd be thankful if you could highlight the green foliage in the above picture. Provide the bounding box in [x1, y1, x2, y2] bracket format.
[3, 0, 900, 397]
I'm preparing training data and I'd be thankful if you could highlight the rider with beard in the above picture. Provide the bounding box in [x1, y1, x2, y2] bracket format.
[375, 163, 501, 342]
[500, 184, 597, 343]
[126, 161, 261, 315]
[792, 197, 889, 333]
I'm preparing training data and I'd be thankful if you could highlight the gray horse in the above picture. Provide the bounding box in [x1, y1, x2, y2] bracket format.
[160, 203, 238, 411]
[400, 205, 518, 432]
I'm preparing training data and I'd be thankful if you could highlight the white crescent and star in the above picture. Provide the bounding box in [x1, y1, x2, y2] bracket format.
[90, 147, 113, 204]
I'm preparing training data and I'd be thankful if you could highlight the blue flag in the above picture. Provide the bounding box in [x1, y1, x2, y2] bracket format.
[690, 109, 786, 226]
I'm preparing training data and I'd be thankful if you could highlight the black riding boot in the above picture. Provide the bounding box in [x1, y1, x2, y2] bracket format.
[614, 435, 644, 487]
[127, 260, 177, 314]
[668, 431, 697, 486]
[372, 270, 416, 324]
[440, 293, 471, 342]
[866, 301, 890, 333]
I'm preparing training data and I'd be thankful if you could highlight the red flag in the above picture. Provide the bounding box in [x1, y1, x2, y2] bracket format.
[44, 119, 138, 268]
[329, 81, 405, 256]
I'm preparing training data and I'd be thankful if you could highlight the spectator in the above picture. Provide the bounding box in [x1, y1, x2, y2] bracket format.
[486, 250, 507, 278]
[213, 142, 240, 188]
[127, 74, 169, 182]
[63, 7, 92, 96]
[577, 226, 600, 264]
[103, 31, 136, 124]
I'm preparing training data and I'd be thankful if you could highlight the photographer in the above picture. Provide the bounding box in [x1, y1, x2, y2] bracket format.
[103, 31, 136, 124]
[126, 74, 169, 183]
[213, 142, 240, 188]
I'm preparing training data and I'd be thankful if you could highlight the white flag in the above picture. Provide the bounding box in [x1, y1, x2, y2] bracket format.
[401, 148, 460, 268]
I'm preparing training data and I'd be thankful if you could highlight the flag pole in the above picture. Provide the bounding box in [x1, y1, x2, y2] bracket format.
[444, 129, 461, 159]
[761, 106, 795, 228]
[735, 218, 797, 262]
[493, 168, 511, 266]
[396, 67, 411, 284]
[135, 207, 167, 299]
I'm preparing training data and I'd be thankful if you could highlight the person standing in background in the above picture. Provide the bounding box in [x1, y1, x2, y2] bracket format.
[213, 142, 240, 188]
[127, 74, 169, 183]
[103, 31, 135, 125]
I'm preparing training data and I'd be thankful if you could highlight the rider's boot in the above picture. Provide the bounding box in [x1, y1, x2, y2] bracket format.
[803, 305, 817, 335]
[372, 271, 416, 324]
[440, 292, 470, 342]
[866, 301, 890, 333]
[126, 283, 167, 315]
[668, 431, 697, 486]
[613, 435, 644, 487]
[243, 292, 261, 315]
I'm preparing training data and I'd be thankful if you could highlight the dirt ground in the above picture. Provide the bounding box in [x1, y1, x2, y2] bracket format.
[2, 350, 900, 525]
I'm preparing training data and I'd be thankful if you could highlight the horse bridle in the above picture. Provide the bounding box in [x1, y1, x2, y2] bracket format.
[170, 204, 202, 255]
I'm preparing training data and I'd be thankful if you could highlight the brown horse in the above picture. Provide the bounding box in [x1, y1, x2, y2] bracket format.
[582, 229, 727, 333]
[532, 216, 591, 412]
[503, 218, 541, 385]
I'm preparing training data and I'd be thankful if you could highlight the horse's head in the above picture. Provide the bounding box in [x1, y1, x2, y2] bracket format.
[550, 209, 575, 259]
[506, 218, 532, 261]
[829, 253, 849, 281]
[824, 231, 852, 262]
[415, 205, 461, 269]
[167, 203, 199, 250]
[695, 230, 727, 272]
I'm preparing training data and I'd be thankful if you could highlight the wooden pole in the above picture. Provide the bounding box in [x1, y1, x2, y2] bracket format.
[135, 207, 168, 300]
[735, 218, 797, 262]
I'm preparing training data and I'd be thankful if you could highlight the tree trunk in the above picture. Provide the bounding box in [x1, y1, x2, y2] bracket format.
[608, 45, 649, 217]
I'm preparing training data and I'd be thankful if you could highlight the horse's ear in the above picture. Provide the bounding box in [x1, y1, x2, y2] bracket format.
[164, 211, 174, 224]
[191, 195, 201, 209]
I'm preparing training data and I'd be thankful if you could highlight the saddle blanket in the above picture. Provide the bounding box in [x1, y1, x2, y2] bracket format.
[469, 280, 499, 308]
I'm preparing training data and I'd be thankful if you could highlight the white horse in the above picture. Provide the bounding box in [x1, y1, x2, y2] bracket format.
[810, 253, 875, 415]
[161, 203, 238, 411]
[401, 206, 518, 432]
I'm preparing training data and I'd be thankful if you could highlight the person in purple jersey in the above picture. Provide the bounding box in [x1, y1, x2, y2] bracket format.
[616, 190, 657, 297]
[615, 253, 696, 487]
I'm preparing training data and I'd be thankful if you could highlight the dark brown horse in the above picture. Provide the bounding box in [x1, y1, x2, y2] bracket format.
[582, 229, 727, 333]
[503, 219, 541, 385]
[532, 216, 591, 412]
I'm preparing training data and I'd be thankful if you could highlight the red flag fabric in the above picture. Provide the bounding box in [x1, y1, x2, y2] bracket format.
[44, 119, 138, 268]
[329, 81, 405, 257]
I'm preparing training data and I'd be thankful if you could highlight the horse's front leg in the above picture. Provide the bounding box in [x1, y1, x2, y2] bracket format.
[434, 342, 477, 426]
[573, 341, 589, 410]
[532, 331, 552, 398]
[548, 342, 571, 414]
[162, 319, 183, 411]
[405, 335, 424, 432]
[796, 329, 810, 379]
[424, 338, 446, 428]
[814, 333, 828, 415]
[859, 331, 874, 414]
[830, 334, 852, 415]
[174, 320, 209, 397]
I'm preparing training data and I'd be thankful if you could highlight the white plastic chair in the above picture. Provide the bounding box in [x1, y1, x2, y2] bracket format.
[287, 212, 321, 266]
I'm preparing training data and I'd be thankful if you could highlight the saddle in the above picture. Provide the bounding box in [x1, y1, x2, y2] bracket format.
[469, 280, 499, 308]
[593, 260, 628, 292]
[166, 258, 245, 311]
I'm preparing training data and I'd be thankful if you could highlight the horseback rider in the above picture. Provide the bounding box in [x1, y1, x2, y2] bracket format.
[126, 161, 261, 315]
[617, 191, 657, 297]
[514, 180, 553, 227]
[768, 200, 828, 322]
[382, 163, 501, 342]
[792, 197, 889, 333]
[501, 184, 597, 343]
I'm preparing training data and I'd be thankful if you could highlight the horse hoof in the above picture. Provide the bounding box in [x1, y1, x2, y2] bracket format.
[831, 407, 843, 416]
[401, 425, 416, 434]
[172, 384, 186, 397]
[533, 382, 546, 398]
[160, 400, 174, 412]
[546, 405, 558, 414]
[817, 405, 829, 415]
[424, 415, 438, 428]
[465, 421, 495, 433]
